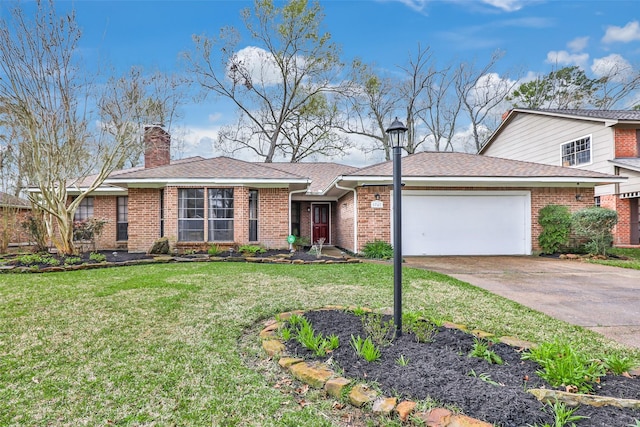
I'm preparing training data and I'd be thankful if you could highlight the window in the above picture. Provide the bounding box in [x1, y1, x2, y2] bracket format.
[178, 189, 204, 241]
[561, 136, 591, 166]
[117, 196, 128, 241]
[208, 189, 234, 241]
[160, 190, 165, 237]
[74, 197, 94, 221]
[249, 190, 258, 241]
[291, 202, 301, 237]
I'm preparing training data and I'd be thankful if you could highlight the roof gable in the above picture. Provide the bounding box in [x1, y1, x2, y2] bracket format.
[481, 108, 640, 154]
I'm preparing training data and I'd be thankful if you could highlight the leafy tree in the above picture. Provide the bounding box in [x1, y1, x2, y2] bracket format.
[508, 66, 599, 109]
[537, 204, 572, 254]
[187, 0, 345, 163]
[0, 1, 182, 254]
[572, 207, 618, 256]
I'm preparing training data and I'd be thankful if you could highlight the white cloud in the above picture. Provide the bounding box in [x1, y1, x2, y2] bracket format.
[602, 21, 640, 44]
[545, 50, 589, 68]
[208, 113, 223, 123]
[591, 53, 634, 82]
[567, 36, 589, 52]
[479, 0, 524, 12]
[228, 46, 283, 87]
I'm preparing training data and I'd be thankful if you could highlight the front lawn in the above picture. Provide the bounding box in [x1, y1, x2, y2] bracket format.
[1, 263, 638, 426]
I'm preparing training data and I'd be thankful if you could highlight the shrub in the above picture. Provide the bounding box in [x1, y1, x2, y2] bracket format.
[89, 252, 106, 263]
[21, 215, 48, 253]
[207, 244, 222, 256]
[238, 244, 265, 255]
[362, 240, 393, 259]
[571, 207, 618, 256]
[538, 204, 572, 254]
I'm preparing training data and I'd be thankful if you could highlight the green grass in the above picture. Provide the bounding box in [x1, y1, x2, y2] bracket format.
[588, 247, 640, 270]
[0, 262, 639, 426]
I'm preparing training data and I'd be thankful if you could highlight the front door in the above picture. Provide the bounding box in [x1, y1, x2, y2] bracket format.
[312, 204, 329, 244]
[631, 198, 639, 244]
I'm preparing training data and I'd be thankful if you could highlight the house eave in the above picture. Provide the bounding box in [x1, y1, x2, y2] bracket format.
[104, 177, 310, 188]
[337, 175, 626, 187]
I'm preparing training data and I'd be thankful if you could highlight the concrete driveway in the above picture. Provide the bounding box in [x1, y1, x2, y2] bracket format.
[403, 256, 640, 349]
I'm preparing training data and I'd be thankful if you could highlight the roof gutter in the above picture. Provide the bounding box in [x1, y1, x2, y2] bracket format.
[334, 181, 358, 254]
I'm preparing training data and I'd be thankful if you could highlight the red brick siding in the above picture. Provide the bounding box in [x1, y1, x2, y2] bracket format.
[356, 186, 391, 252]
[614, 128, 638, 158]
[92, 196, 119, 250]
[144, 126, 171, 169]
[600, 194, 631, 245]
[0, 207, 32, 248]
[161, 186, 290, 252]
[127, 189, 161, 252]
[257, 188, 290, 249]
[334, 191, 355, 251]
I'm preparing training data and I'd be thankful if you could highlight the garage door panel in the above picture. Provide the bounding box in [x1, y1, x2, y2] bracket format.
[398, 192, 531, 256]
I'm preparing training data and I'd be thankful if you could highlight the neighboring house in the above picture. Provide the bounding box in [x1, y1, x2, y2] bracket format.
[480, 109, 640, 246]
[55, 125, 623, 256]
[0, 191, 32, 250]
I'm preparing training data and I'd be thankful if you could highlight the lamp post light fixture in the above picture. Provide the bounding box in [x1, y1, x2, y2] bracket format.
[385, 117, 408, 337]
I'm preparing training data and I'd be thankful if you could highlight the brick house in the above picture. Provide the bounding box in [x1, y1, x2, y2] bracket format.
[0, 191, 32, 250]
[62, 125, 623, 256]
[480, 109, 640, 246]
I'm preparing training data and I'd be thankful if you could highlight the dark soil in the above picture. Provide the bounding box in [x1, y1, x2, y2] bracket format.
[7, 250, 152, 268]
[284, 310, 640, 427]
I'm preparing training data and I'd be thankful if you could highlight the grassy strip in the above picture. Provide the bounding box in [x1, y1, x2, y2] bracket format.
[588, 247, 640, 270]
[0, 262, 638, 426]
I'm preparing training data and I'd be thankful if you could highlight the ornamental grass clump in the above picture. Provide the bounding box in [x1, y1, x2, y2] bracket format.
[523, 340, 605, 394]
[287, 314, 338, 357]
[350, 335, 381, 362]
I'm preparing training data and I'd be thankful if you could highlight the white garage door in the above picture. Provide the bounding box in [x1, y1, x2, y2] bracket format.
[396, 191, 531, 256]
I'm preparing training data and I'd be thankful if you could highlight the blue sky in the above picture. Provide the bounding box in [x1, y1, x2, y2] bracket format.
[9, 0, 640, 164]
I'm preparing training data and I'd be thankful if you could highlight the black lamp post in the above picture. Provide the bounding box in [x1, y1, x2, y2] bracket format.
[385, 117, 408, 337]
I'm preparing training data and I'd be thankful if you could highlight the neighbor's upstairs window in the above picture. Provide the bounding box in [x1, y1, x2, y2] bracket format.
[178, 189, 204, 241]
[561, 136, 591, 166]
[208, 188, 234, 241]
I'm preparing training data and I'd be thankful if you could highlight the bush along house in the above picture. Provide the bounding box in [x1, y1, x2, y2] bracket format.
[64, 125, 624, 256]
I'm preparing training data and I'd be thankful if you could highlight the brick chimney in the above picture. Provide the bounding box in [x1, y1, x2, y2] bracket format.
[501, 110, 512, 121]
[144, 125, 171, 168]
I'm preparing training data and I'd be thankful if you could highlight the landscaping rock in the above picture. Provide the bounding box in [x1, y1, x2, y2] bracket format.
[348, 384, 377, 407]
[289, 362, 333, 389]
[395, 400, 416, 422]
[529, 388, 640, 409]
[262, 340, 285, 357]
[449, 414, 494, 427]
[278, 357, 303, 368]
[413, 408, 452, 426]
[371, 397, 396, 416]
[499, 336, 538, 349]
[324, 377, 351, 398]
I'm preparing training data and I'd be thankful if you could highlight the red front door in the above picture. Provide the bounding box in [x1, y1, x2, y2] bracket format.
[312, 204, 329, 244]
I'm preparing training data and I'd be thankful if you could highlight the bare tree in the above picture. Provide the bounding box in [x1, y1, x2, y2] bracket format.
[338, 59, 399, 161]
[397, 45, 437, 154]
[186, 0, 346, 162]
[456, 51, 516, 152]
[593, 63, 640, 110]
[0, 1, 183, 254]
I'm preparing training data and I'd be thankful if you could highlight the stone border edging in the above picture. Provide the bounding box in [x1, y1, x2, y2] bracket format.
[259, 307, 640, 426]
[0, 254, 361, 274]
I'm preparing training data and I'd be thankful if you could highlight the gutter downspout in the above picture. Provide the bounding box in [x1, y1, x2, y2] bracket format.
[335, 182, 358, 254]
[289, 188, 309, 250]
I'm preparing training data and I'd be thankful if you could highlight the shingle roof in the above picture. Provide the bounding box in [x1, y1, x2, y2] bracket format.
[531, 109, 640, 121]
[268, 162, 360, 192]
[108, 156, 308, 181]
[348, 151, 618, 179]
[0, 192, 30, 208]
[610, 158, 640, 172]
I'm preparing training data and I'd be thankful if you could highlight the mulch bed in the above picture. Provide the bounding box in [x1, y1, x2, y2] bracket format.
[284, 310, 640, 427]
